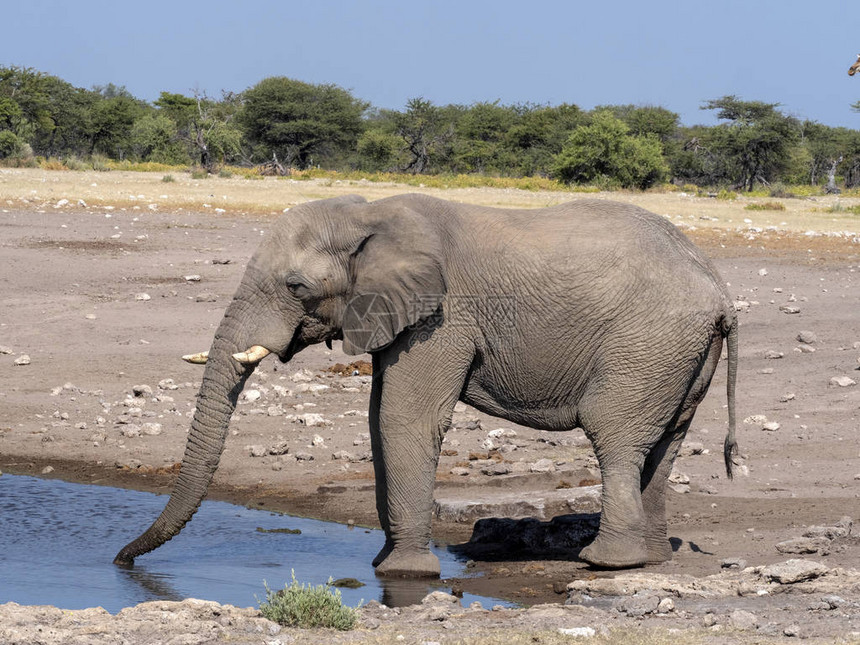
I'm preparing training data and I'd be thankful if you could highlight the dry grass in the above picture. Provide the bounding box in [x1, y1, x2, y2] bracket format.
[1, 168, 859, 235]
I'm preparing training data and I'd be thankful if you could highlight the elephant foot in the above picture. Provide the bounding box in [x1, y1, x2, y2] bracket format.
[372, 539, 394, 567]
[374, 548, 440, 578]
[645, 536, 673, 564]
[579, 534, 647, 569]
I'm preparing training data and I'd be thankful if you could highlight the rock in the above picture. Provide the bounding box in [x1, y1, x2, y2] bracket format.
[195, 292, 218, 302]
[778, 392, 796, 402]
[530, 458, 556, 473]
[141, 422, 162, 436]
[248, 445, 267, 457]
[296, 413, 331, 427]
[721, 557, 747, 570]
[829, 376, 856, 387]
[657, 597, 675, 613]
[294, 451, 314, 461]
[132, 384, 153, 397]
[764, 350, 784, 359]
[820, 594, 845, 609]
[758, 268, 768, 276]
[0, 345, 12, 354]
[242, 389, 262, 403]
[615, 592, 660, 617]
[331, 450, 353, 461]
[14, 354, 31, 365]
[487, 428, 517, 439]
[762, 421, 781, 431]
[268, 442, 289, 456]
[668, 468, 690, 484]
[290, 369, 314, 383]
[796, 330, 817, 344]
[729, 609, 758, 630]
[134, 293, 151, 301]
[158, 378, 178, 390]
[775, 536, 830, 554]
[784, 624, 800, 637]
[311, 434, 325, 447]
[760, 559, 829, 584]
[482, 463, 511, 476]
[679, 441, 704, 456]
[779, 305, 801, 314]
[450, 467, 470, 476]
[184, 274, 201, 282]
[41, 466, 54, 475]
[733, 300, 751, 312]
[795, 343, 816, 353]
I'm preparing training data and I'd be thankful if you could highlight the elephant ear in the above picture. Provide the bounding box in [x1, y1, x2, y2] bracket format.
[341, 209, 446, 355]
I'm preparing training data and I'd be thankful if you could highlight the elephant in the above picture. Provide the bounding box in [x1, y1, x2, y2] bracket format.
[114, 193, 738, 577]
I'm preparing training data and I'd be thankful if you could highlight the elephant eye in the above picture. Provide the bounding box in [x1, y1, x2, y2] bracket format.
[286, 281, 308, 296]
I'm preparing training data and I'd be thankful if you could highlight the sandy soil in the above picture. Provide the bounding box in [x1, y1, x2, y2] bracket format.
[2, 169, 860, 641]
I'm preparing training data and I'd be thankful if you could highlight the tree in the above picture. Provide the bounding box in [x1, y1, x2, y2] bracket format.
[552, 110, 669, 189]
[700, 96, 800, 191]
[391, 97, 454, 174]
[238, 77, 367, 169]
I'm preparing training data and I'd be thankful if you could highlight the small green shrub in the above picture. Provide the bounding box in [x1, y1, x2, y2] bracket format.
[218, 168, 233, 178]
[768, 182, 796, 199]
[91, 155, 111, 172]
[716, 189, 737, 200]
[745, 201, 786, 211]
[259, 572, 358, 630]
[0, 130, 24, 159]
[190, 168, 208, 180]
[162, 174, 175, 183]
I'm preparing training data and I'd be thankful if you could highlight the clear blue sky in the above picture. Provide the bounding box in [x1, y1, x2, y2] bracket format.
[5, 0, 859, 127]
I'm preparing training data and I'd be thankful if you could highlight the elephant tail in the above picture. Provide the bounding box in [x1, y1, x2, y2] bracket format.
[722, 313, 739, 478]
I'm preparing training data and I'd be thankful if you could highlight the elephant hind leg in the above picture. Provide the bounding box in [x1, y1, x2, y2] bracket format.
[640, 422, 690, 563]
[640, 334, 723, 563]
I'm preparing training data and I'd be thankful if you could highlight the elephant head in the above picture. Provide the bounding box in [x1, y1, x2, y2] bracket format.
[114, 194, 447, 565]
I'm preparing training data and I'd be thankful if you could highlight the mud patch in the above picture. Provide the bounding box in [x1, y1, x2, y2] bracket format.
[22, 238, 138, 253]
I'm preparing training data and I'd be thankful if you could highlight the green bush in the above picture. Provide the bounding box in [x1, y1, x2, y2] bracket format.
[162, 174, 175, 183]
[744, 201, 786, 211]
[551, 111, 669, 190]
[259, 573, 358, 630]
[0, 130, 23, 158]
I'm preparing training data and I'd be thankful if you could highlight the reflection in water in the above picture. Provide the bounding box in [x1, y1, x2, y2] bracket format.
[0, 475, 510, 613]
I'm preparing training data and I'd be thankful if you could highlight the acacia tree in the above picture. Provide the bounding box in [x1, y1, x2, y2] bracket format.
[392, 97, 453, 173]
[700, 96, 799, 191]
[238, 77, 366, 169]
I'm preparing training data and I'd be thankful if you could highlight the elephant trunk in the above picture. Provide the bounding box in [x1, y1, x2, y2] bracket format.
[113, 311, 256, 565]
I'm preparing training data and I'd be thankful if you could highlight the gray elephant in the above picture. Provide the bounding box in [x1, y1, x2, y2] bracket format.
[114, 194, 738, 577]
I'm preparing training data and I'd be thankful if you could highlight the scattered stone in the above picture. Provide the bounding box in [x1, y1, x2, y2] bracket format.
[296, 413, 331, 427]
[679, 441, 704, 456]
[482, 463, 511, 476]
[779, 305, 801, 314]
[248, 445, 267, 457]
[487, 428, 517, 439]
[615, 592, 660, 617]
[450, 467, 470, 476]
[764, 350, 784, 359]
[141, 422, 162, 436]
[14, 354, 30, 366]
[657, 597, 675, 613]
[758, 268, 768, 276]
[132, 384, 153, 397]
[668, 468, 690, 484]
[194, 292, 218, 302]
[184, 274, 201, 282]
[289, 369, 314, 383]
[134, 293, 151, 301]
[729, 609, 758, 630]
[762, 421, 781, 432]
[778, 393, 796, 402]
[331, 450, 353, 461]
[775, 536, 830, 554]
[294, 451, 314, 461]
[761, 559, 829, 584]
[0, 346, 12, 354]
[41, 466, 54, 475]
[721, 557, 747, 570]
[795, 343, 816, 353]
[733, 300, 751, 312]
[268, 442, 289, 456]
[530, 458, 556, 473]
[784, 624, 800, 637]
[829, 376, 856, 387]
[797, 330, 817, 344]
[311, 434, 325, 447]
[158, 378, 178, 390]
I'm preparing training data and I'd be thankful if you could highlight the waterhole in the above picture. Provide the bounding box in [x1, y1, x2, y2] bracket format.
[0, 475, 511, 612]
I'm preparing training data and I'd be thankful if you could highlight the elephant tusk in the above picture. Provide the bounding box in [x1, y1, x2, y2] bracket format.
[182, 351, 209, 364]
[232, 345, 271, 364]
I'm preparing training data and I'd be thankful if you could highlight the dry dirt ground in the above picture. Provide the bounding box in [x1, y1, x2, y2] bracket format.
[2, 168, 860, 642]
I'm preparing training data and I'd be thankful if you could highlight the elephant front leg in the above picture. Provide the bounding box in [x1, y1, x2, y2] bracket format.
[371, 329, 471, 578]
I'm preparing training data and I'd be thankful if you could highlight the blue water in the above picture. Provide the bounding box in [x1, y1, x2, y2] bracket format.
[0, 475, 510, 612]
